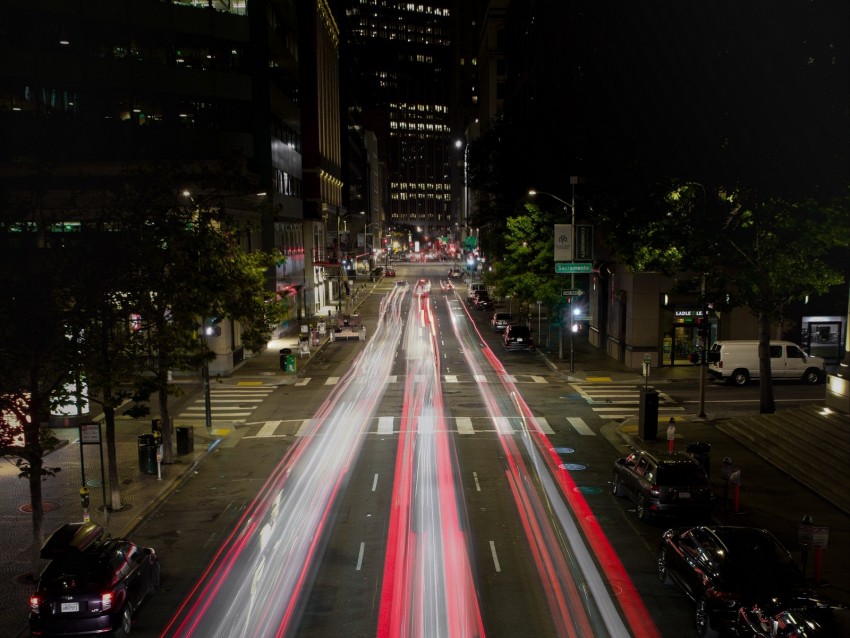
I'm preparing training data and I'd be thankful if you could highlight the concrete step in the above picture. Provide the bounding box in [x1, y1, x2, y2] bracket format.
[717, 406, 850, 515]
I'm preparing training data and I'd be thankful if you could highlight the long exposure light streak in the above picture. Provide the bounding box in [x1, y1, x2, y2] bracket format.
[162, 286, 408, 638]
[446, 297, 661, 638]
[378, 292, 485, 638]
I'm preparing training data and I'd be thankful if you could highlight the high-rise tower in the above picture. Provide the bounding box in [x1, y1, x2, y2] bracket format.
[336, 1, 454, 233]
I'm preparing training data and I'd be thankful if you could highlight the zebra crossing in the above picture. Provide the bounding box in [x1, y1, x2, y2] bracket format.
[174, 382, 278, 427]
[292, 373, 550, 387]
[570, 383, 685, 421]
[241, 415, 596, 438]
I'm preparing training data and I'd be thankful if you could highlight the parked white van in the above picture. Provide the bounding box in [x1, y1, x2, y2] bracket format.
[707, 340, 824, 386]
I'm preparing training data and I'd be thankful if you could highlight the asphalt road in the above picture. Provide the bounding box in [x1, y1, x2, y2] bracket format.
[105, 263, 836, 638]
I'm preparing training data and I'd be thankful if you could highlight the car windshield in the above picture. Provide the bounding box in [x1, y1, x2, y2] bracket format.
[510, 327, 530, 337]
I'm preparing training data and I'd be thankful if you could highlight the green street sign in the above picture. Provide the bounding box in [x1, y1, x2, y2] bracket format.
[555, 262, 592, 274]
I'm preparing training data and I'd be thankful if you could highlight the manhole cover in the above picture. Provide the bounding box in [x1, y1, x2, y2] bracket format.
[574, 486, 604, 495]
[19, 501, 59, 513]
[559, 463, 586, 471]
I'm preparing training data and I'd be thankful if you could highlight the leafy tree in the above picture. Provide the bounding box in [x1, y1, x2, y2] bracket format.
[487, 203, 564, 344]
[596, 180, 850, 413]
[0, 232, 77, 578]
[114, 165, 287, 463]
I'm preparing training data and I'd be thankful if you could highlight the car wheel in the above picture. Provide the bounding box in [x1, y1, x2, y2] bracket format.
[802, 368, 821, 385]
[657, 547, 670, 584]
[113, 604, 133, 637]
[150, 562, 161, 593]
[636, 494, 652, 522]
[612, 474, 625, 498]
[730, 369, 749, 386]
[695, 597, 719, 638]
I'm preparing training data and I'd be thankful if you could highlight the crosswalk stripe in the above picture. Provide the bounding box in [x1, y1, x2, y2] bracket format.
[445, 375, 459, 383]
[256, 421, 281, 437]
[296, 419, 316, 437]
[474, 375, 487, 383]
[456, 416, 474, 434]
[567, 417, 595, 435]
[535, 417, 555, 434]
[531, 375, 547, 384]
[377, 416, 394, 435]
[325, 377, 340, 385]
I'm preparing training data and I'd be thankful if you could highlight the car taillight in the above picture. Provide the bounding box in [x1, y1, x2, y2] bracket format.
[29, 594, 40, 614]
[102, 592, 114, 611]
[649, 484, 659, 497]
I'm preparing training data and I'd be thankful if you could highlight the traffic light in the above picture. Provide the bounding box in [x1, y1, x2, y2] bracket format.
[696, 317, 709, 339]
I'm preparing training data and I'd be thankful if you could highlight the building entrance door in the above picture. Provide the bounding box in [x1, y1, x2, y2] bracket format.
[663, 323, 698, 366]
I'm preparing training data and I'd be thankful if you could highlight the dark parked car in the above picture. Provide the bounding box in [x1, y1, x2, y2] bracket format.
[657, 526, 809, 638]
[491, 312, 513, 332]
[472, 291, 493, 310]
[736, 598, 850, 637]
[30, 522, 160, 637]
[503, 324, 534, 351]
[612, 449, 713, 522]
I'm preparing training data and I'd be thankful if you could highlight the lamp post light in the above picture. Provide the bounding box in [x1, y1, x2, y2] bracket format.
[529, 180, 579, 372]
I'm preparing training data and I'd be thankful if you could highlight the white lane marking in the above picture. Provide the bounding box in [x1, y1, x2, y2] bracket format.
[356, 542, 365, 571]
[535, 417, 555, 434]
[474, 374, 487, 383]
[256, 421, 281, 437]
[473, 472, 481, 492]
[295, 377, 311, 386]
[530, 375, 548, 384]
[489, 541, 502, 573]
[377, 416, 394, 435]
[371, 474, 379, 491]
[444, 375, 459, 383]
[456, 416, 475, 435]
[567, 417, 595, 436]
[325, 376, 340, 385]
[387, 375, 398, 383]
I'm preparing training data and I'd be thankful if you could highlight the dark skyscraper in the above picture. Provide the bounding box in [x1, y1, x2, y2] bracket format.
[337, 1, 454, 231]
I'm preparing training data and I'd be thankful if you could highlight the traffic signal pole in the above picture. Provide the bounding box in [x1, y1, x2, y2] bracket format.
[698, 273, 707, 418]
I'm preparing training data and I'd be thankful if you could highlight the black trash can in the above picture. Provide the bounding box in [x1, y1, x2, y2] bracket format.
[137, 433, 157, 475]
[176, 426, 194, 456]
[687, 442, 711, 477]
[638, 389, 659, 441]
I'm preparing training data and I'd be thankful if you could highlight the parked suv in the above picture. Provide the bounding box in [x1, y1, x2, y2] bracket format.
[503, 324, 534, 351]
[612, 450, 712, 522]
[30, 522, 160, 637]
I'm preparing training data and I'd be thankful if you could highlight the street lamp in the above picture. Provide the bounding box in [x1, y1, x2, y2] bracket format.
[529, 179, 580, 372]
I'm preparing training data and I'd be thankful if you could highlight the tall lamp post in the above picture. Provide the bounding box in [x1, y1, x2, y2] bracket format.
[529, 181, 579, 372]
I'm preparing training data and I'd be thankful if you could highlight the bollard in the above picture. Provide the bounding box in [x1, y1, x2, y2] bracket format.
[666, 417, 676, 452]
[80, 486, 90, 523]
[720, 457, 734, 503]
[729, 467, 743, 513]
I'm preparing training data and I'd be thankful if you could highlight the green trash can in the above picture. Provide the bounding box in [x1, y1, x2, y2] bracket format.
[284, 354, 296, 373]
[138, 434, 157, 475]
